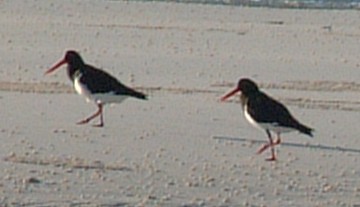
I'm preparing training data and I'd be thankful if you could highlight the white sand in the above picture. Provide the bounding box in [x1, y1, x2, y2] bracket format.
[1, 0, 360, 206]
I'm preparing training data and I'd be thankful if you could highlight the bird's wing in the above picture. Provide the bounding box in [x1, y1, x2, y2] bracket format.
[246, 92, 299, 128]
[80, 65, 146, 99]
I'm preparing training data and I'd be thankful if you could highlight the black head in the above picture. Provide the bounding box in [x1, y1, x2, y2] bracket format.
[221, 78, 260, 101]
[237, 78, 259, 96]
[64, 50, 85, 67]
[45, 50, 85, 78]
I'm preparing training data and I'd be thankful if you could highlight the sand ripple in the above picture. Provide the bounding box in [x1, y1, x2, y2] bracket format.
[1, 80, 359, 111]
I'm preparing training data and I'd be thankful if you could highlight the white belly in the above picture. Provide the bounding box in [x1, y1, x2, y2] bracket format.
[90, 93, 128, 104]
[244, 105, 294, 134]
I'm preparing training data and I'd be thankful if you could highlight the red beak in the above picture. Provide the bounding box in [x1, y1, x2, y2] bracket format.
[220, 87, 240, 102]
[44, 59, 67, 75]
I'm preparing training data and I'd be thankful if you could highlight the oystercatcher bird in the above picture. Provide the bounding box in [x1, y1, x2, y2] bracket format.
[45, 50, 147, 127]
[221, 78, 313, 161]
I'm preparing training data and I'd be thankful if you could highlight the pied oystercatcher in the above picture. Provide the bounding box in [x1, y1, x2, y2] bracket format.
[221, 78, 313, 161]
[45, 50, 147, 127]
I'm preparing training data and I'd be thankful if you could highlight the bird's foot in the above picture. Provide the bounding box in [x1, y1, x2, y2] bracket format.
[92, 123, 104, 128]
[77, 119, 90, 125]
[265, 156, 277, 161]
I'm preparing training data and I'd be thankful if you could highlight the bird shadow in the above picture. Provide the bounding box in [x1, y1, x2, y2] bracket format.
[213, 136, 360, 154]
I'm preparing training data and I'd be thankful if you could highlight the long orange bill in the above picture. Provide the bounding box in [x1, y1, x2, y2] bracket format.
[44, 59, 67, 75]
[220, 87, 240, 102]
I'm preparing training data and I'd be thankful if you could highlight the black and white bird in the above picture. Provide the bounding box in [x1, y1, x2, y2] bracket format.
[45, 50, 147, 127]
[221, 78, 313, 161]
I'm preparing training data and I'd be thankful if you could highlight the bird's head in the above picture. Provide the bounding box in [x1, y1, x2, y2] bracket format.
[220, 78, 259, 101]
[45, 50, 84, 75]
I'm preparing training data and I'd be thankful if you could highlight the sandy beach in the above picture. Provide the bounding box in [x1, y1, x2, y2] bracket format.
[1, 0, 360, 206]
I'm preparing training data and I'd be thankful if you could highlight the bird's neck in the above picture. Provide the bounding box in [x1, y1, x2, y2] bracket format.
[240, 93, 248, 110]
[67, 65, 83, 82]
[241, 91, 260, 109]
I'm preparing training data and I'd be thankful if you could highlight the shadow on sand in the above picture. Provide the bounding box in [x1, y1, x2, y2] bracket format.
[213, 136, 360, 154]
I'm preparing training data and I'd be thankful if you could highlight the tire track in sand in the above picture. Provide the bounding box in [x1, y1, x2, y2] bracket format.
[0, 80, 359, 111]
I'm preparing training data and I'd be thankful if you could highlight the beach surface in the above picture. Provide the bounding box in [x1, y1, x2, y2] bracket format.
[1, 0, 360, 206]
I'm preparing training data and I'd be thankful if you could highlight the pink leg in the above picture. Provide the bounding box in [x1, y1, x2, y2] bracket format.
[274, 133, 281, 145]
[77, 104, 104, 127]
[257, 142, 271, 154]
[266, 134, 281, 161]
[92, 106, 104, 127]
[266, 146, 277, 161]
[257, 130, 280, 161]
[257, 130, 273, 155]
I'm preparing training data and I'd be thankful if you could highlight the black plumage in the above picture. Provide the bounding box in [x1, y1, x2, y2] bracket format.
[245, 89, 312, 137]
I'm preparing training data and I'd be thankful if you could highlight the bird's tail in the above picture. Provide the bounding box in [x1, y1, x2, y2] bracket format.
[129, 89, 147, 100]
[296, 123, 314, 137]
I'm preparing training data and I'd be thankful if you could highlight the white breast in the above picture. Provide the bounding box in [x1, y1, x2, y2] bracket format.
[74, 75, 92, 102]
